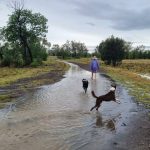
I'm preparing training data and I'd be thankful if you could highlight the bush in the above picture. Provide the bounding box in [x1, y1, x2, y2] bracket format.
[39, 49, 48, 61]
[30, 58, 42, 67]
[14, 54, 24, 67]
[99, 35, 126, 66]
[1, 49, 13, 66]
[31, 42, 48, 61]
[0, 45, 25, 67]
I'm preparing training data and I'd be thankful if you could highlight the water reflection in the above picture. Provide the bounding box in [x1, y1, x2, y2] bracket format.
[105, 119, 115, 131]
[95, 113, 103, 127]
[95, 112, 116, 131]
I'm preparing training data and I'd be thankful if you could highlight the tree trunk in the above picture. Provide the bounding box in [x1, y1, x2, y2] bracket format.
[18, 15, 32, 65]
[0, 48, 3, 60]
[20, 35, 33, 65]
[24, 39, 33, 64]
[112, 60, 116, 66]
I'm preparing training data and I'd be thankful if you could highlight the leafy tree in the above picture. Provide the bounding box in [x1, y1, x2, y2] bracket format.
[40, 38, 51, 50]
[99, 35, 126, 66]
[50, 44, 61, 56]
[1, 1, 48, 65]
[0, 42, 24, 67]
[70, 41, 87, 57]
[30, 41, 48, 61]
[49, 41, 88, 59]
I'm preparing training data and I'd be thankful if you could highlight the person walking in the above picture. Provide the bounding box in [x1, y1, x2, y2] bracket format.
[90, 56, 100, 80]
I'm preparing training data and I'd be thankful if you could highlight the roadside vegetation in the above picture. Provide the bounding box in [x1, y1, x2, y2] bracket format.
[101, 62, 150, 108]
[119, 59, 150, 74]
[0, 56, 69, 108]
[0, 57, 69, 87]
[0, 1, 70, 108]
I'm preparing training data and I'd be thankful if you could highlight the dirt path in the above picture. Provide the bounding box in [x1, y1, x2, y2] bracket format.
[0, 62, 149, 150]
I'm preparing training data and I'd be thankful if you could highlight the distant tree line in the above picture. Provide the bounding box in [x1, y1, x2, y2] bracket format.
[124, 45, 150, 59]
[96, 36, 150, 66]
[49, 36, 150, 67]
[0, 1, 50, 67]
[49, 40, 90, 59]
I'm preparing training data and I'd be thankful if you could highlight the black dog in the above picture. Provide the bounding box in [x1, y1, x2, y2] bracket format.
[82, 79, 89, 93]
[90, 84, 120, 111]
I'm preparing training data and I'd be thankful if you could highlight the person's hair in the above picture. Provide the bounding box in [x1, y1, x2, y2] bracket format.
[92, 56, 97, 59]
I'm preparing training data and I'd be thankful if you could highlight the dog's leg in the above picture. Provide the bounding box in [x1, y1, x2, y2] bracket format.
[96, 104, 101, 111]
[115, 98, 121, 104]
[90, 105, 96, 111]
[83, 87, 87, 93]
[96, 101, 102, 111]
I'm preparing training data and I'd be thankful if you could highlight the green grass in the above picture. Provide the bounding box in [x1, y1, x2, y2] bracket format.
[120, 59, 150, 74]
[0, 94, 12, 102]
[0, 56, 69, 87]
[101, 66, 150, 107]
[67, 57, 91, 64]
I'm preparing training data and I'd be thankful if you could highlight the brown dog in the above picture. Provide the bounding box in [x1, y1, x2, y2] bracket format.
[90, 85, 120, 111]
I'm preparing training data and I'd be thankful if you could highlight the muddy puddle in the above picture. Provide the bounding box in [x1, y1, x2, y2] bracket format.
[0, 63, 142, 150]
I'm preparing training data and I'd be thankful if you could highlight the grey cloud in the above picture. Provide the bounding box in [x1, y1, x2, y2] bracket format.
[86, 22, 95, 26]
[65, 0, 150, 31]
[112, 8, 150, 30]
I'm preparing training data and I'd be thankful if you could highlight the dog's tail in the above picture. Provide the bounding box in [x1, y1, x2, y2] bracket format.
[91, 91, 98, 98]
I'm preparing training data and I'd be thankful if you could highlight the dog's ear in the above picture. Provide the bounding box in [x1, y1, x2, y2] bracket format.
[82, 79, 85, 82]
[111, 83, 116, 89]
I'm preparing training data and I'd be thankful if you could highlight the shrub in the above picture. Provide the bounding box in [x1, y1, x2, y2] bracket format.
[1, 49, 14, 66]
[30, 58, 42, 67]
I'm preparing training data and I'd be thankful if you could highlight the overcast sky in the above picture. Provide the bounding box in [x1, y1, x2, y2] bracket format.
[0, 0, 150, 47]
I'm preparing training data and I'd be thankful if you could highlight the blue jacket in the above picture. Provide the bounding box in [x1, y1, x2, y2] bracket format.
[90, 59, 99, 71]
